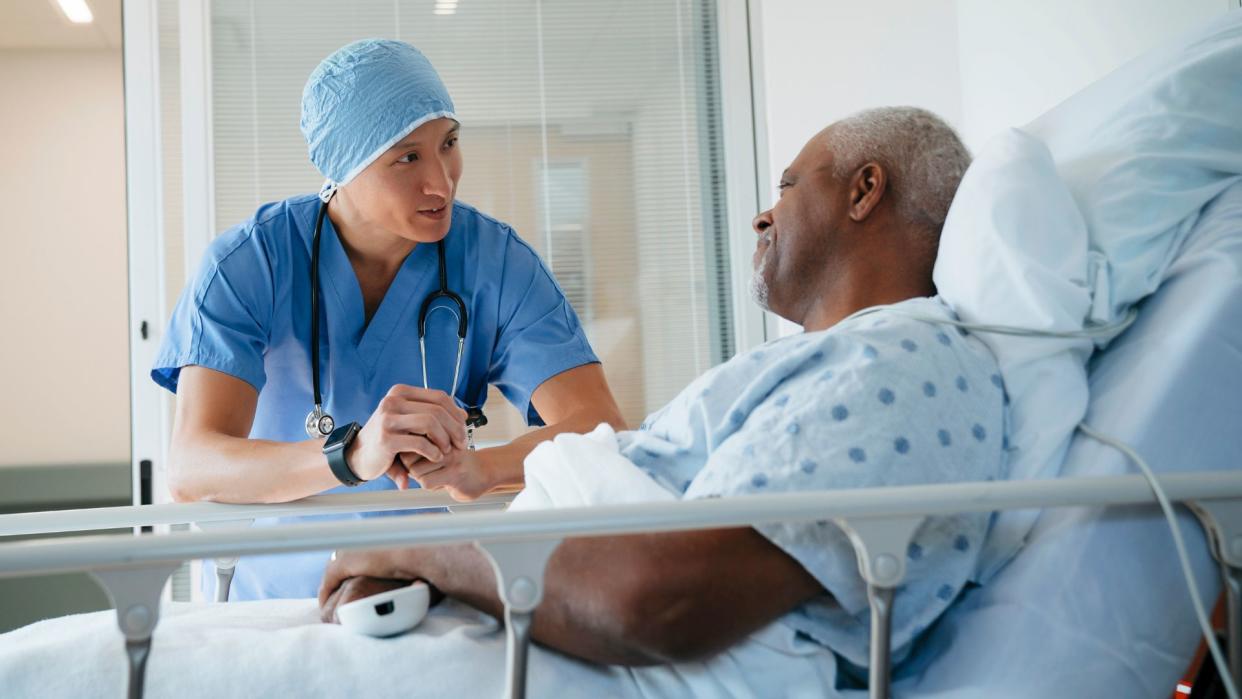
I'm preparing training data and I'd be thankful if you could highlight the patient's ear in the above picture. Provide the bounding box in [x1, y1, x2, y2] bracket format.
[847, 162, 887, 222]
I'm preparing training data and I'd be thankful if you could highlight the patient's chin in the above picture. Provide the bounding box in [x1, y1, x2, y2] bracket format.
[748, 269, 771, 311]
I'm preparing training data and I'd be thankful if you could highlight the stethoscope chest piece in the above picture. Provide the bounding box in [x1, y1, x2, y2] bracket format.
[306, 405, 335, 439]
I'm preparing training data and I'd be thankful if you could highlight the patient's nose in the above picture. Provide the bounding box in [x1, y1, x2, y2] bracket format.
[752, 209, 773, 236]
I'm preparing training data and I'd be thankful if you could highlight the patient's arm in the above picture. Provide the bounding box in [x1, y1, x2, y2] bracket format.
[320, 528, 822, 666]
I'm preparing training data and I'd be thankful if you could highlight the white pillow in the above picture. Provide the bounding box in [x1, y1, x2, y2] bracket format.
[1026, 10, 1242, 324]
[938, 11, 1242, 582]
[933, 129, 1094, 581]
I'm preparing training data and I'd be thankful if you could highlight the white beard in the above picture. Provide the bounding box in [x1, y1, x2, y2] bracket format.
[749, 243, 771, 311]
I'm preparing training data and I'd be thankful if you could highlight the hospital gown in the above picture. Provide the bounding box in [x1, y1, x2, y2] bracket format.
[618, 296, 1007, 675]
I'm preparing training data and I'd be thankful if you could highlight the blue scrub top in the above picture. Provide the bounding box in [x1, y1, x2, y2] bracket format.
[153, 193, 598, 600]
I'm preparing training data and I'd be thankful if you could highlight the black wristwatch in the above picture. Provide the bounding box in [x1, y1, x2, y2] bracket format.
[323, 422, 365, 487]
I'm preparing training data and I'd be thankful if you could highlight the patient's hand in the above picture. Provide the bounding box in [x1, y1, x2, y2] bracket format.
[319, 577, 412, 624]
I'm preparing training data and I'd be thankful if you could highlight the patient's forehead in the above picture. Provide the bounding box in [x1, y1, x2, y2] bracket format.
[789, 127, 837, 176]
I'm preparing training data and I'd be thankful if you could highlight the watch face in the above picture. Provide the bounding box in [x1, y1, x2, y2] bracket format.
[325, 421, 357, 449]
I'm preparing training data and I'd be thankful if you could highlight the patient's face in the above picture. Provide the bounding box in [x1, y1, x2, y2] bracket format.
[750, 130, 848, 320]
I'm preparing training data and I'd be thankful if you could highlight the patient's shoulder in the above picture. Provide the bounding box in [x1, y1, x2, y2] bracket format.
[822, 297, 1000, 378]
[779, 297, 1007, 473]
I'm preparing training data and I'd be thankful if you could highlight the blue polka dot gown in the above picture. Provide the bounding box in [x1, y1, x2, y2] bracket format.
[619, 297, 1007, 669]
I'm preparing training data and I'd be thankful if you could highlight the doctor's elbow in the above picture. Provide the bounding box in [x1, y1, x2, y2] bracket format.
[165, 454, 202, 503]
[586, 403, 627, 432]
[165, 436, 216, 503]
[167, 483, 197, 504]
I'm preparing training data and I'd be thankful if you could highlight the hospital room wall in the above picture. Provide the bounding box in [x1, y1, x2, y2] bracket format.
[0, 47, 131, 633]
[0, 49, 131, 471]
[953, 0, 1232, 150]
[756, 0, 1231, 171]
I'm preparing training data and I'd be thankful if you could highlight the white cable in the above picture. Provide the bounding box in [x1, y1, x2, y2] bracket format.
[848, 305, 1139, 340]
[1078, 423, 1238, 699]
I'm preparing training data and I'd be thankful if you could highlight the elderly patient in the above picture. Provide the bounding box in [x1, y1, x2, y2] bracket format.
[320, 107, 1001, 673]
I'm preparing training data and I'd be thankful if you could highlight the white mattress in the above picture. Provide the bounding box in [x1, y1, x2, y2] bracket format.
[0, 596, 838, 699]
[883, 181, 1242, 697]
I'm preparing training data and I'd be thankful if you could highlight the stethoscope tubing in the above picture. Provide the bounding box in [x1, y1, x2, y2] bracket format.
[308, 200, 469, 438]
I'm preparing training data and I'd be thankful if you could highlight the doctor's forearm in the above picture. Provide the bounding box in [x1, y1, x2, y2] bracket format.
[168, 434, 342, 504]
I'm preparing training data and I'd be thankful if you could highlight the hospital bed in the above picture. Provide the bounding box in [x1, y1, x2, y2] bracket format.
[4, 12, 1242, 699]
[2, 176, 1241, 698]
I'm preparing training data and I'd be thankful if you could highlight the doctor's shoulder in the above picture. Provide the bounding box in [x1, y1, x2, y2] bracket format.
[230, 194, 321, 266]
[451, 200, 517, 241]
[451, 200, 549, 267]
[186, 196, 304, 303]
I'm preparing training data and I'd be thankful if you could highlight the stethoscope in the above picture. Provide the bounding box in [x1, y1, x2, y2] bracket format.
[304, 200, 487, 446]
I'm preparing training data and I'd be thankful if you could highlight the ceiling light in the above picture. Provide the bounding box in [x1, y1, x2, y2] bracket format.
[53, 0, 94, 24]
[434, 8, 457, 15]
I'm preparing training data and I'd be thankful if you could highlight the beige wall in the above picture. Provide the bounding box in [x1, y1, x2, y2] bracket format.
[0, 49, 129, 466]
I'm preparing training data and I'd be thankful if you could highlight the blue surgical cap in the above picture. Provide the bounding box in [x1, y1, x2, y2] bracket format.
[301, 39, 457, 201]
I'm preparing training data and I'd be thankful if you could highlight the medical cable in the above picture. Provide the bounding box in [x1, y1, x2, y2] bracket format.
[1079, 423, 1239, 699]
[846, 304, 1140, 340]
[847, 303, 1233, 695]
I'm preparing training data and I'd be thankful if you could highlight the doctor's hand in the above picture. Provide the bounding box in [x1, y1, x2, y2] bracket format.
[399, 448, 498, 501]
[347, 385, 468, 482]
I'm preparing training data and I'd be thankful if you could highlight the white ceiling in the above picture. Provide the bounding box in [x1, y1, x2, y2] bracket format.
[0, 0, 122, 50]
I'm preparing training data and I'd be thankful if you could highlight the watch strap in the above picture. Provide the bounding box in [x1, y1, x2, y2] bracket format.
[325, 422, 364, 487]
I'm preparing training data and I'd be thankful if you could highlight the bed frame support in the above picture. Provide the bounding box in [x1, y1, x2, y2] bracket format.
[194, 518, 253, 602]
[1189, 500, 1242, 688]
[90, 563, 179, 699]
[836, 515, 926, 699]
[477, 538, 563, 699]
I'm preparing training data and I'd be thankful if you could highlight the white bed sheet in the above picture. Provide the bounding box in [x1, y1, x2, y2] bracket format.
[0, 598, 835, 699]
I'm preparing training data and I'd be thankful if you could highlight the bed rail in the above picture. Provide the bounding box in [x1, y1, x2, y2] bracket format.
[3, 471, 1242, 699]
[0, 489, 514, 538]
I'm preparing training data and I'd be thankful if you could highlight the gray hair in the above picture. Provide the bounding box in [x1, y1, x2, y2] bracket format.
[828, 107, 971, 235]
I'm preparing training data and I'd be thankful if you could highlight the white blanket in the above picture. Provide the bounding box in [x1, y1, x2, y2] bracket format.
[0, 426, 838, 698]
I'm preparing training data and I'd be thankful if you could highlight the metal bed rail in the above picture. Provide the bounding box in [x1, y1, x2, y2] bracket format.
[0, 489, 515, 538]
[3, 472, 1242, 699]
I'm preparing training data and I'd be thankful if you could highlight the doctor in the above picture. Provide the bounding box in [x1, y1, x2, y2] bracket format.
[152, 39, 624, 600]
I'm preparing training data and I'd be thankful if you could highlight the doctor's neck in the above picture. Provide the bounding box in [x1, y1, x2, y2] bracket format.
[326, 191, 418, 272]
